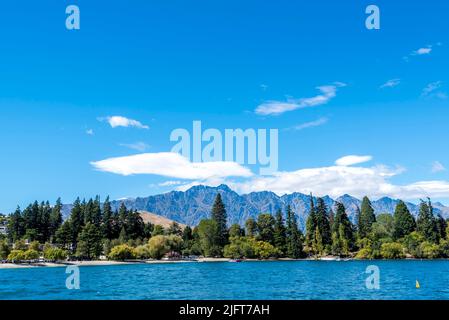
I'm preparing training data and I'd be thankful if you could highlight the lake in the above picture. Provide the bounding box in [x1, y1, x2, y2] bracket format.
[1, 260, 449, 300]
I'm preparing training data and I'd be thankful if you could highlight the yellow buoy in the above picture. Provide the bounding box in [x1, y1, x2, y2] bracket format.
[416, 280, 420, 289]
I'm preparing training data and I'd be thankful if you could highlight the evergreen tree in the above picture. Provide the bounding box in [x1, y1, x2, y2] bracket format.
[167, 222, 183, 236]
[436, 214, 447, 240]
[331, 202, 355, 255]
[245, 218, 257, 237]
[286, 205, 303, 258]
[49, 198, 63, 241]
[7, 206, 25, 242]
[101, 196, 114, 240]
[273, 209, 287, 254]
[76, 222, 103, 260]
[416, 199, 438, 243]
[256, 213, 275, 244]
[305, 195, 317, 249]
[69, 198, 84, 249]
[211, 193, 228, 247]
[358, 196, 376, 238]
[392, 200, 416, 240]
[228, 223, 244, 238]
[315, 198, 331, 247]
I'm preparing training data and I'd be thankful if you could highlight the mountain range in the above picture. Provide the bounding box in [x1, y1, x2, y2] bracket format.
[62, 184, 449, 231]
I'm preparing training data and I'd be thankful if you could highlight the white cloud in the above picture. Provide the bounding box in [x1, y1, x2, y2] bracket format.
[102, 116, 149, 129]
[119, 142, 150, 152]
[335, 155, 373, 166]
[421, 81, 446, 99]
[255, 82, 346, 116]
[380, 79, 400, 89]
[92, 152, 449, 200]
[288, 118, 328, 131]
[91, 152, 253, 180]
[159, 180, 184, 187]
[86, 129, 94, 135]
[432, 161, 446, 173]
[414, 47, 432, 55]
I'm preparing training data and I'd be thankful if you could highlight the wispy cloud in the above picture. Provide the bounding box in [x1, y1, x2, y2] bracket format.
[255, 82, 346, 116]
[420, 81, 447, 99]
[100, 116, 149, 129]
[287, 117, 328, 131]
[119, 142, 150, 152]
[158, 180, 184, 187]
[432, 161, 446, 173]
[86, 129, 94, 135]
[335, 155, 373, 166]
[91, 152, 253, 179]
[380, 79, 400, 89]
[404, 43, 441, 61]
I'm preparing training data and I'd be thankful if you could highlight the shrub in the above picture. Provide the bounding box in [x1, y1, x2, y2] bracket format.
[43, 247, 67, 261]
[418, 241, 440, 259]
[7, 250, 26, 262]
[108, 244, 136, 261]
[134, 245, 151, 259]
[23, 249, 40, 260]
[355, 248, 372, 259]
[380, 242, 405, 259]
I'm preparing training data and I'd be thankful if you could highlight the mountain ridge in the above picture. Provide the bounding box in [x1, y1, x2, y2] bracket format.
[61, 184, 449, 231]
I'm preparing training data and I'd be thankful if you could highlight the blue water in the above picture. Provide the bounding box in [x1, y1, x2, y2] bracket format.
[1, 260, 449, 300]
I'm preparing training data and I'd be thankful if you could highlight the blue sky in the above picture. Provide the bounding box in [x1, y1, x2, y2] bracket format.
[0, 0, 448, 212]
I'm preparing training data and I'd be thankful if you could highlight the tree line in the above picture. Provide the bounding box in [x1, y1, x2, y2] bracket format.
[1, 193, 449, 262]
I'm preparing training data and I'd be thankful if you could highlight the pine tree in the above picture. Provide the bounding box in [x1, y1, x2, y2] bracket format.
[331, 202, 354, 256]
[417, 199, 438, 243]
[358, 196, 376, 238]
[245, 218, 257, 237]
[286, 205, 303, 258]
[211, 193, 228, 247]
[69, 197, 84, 249]
[49, 198, 63, 242]
[392, 200, 416, 240]
[273, 209, 287, 254]
[76, 222, 103, 260]
[305, 195, 317, 249]
[315, 198, 331, 247]
[256, 213, 275, 244]
[7, 206, 25, 242]
[102, 196, 114, 239]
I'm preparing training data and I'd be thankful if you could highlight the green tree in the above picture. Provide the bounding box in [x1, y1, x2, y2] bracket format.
[273, 209, 287, 255]
[358, 196, 376, 238]
[147, 235, 171, 259]
[7, 206, 25, 242]
[49, 198, 63, 242]
[228, 224, 244, 238]
[331, 202, 355, 256]
[416, 199, 439, 243]
[0, 240, 11, 259]
[167, 222, 183, 236]
[108, 244, 137, 261]
[152, 225, 165, 236]
[380, 242, 405, 259]
[211, 193, 228, 248]
[286, 205, 303, 258]
[305, 196, 317, 249]
[392, 200, 416, 240]
[101, 196, 114, 240]
[256, 213, 275, 244]
[55, 221, 72, 250]
[245, 218, 257, 237]
[43, 247, 67, 261]
[197, 219, 221, 257]
[69, 198, 84, 250]
[76, 222, 103, 260]
[315, 198, 332, 248]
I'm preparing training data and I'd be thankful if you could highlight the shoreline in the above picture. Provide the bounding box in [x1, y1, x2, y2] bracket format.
[0, 256, 444, 269]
